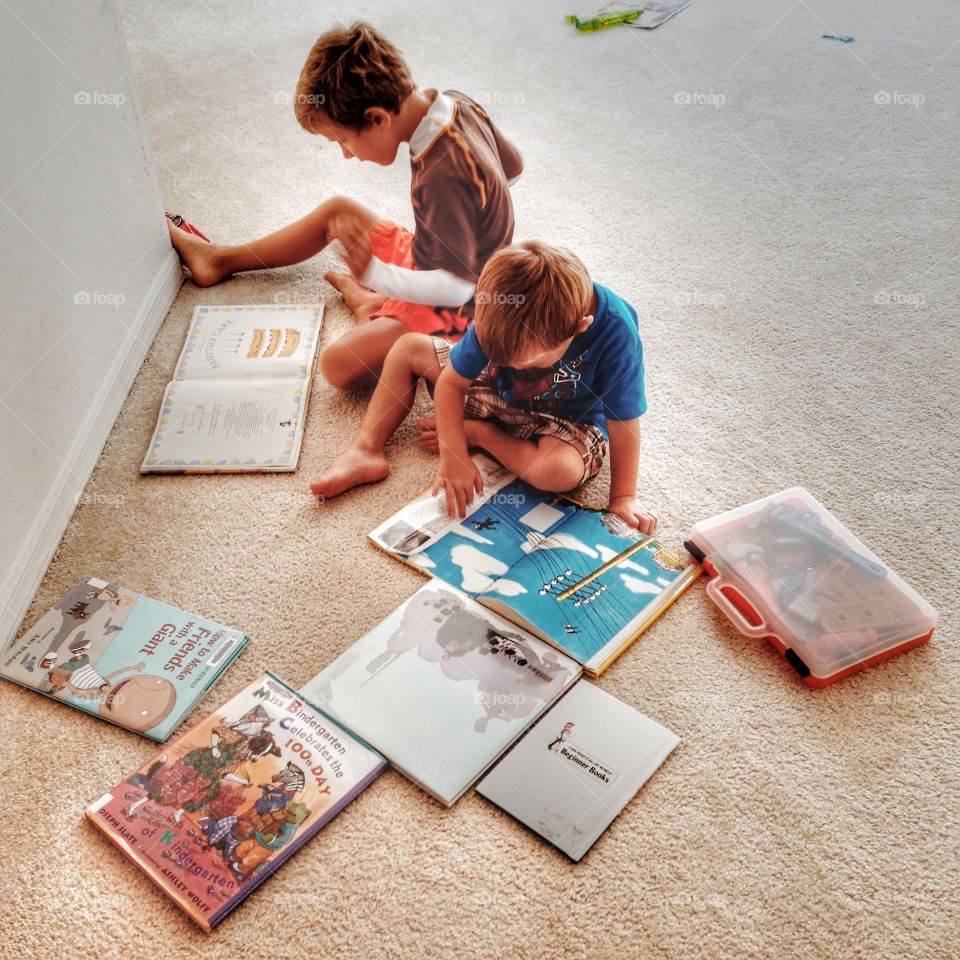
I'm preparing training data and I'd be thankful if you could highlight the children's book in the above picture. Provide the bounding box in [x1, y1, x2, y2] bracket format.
[476, 681, 678, 861]
[1, 577, 248, 741]
[369, 455, 701, 677]
[86, 673, 386, 931]
[301, 581, 581, 806]
[141, 304, 323, 473]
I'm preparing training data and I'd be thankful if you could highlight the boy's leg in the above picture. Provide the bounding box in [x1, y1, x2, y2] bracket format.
[418, 418, 585, 493]
[167, 196, 380, 288]
[319, 316, 408, 391]
[310, 333, 443, 500]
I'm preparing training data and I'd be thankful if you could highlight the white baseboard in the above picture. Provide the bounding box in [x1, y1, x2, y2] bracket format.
[0, 252, 183, 646]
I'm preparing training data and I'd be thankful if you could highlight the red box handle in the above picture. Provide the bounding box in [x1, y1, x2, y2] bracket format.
[705, 578, 769, 639]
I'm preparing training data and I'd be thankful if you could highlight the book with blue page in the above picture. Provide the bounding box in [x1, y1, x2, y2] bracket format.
[369, 455, 700, 677]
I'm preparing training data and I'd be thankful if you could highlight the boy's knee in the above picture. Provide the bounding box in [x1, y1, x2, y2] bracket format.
[525, 439, 585, 492]
[390, 332, 437, 374]
[320, 342, 370, 391]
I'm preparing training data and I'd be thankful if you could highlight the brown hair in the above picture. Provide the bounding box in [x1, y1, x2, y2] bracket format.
[474, 242, 593, 365]
[294, 22, 414, 133]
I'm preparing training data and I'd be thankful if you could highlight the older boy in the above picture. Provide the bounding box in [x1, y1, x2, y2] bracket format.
[311, 242, 657, 533]
[168, 22, 522, 390]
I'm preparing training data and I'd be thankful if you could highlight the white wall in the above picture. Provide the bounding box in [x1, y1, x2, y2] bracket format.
[0, 0, 180, 643]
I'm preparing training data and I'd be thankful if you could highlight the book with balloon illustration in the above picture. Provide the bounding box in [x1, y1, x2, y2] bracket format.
[369, 455, 701, 676]
[141, 304, 323, 473]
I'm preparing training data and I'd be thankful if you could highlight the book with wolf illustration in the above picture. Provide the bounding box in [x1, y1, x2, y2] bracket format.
[477, 681, 679, 861]
[369, 455, 701, 676]
[302, 581, 581, 806]
[142, 304, 323, 473]
[86, 673, 386, 931]
[1, 577, 248, 741]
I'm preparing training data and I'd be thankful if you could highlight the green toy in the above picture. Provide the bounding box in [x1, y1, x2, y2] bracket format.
[565, 8, 643, 31]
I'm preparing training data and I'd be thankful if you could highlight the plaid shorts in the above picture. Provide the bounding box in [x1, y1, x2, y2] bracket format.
[433, 337, 608, 484]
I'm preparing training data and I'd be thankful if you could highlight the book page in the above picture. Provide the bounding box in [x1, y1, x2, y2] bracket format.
[301, 582, 579, 806]
[173, 305, 322, 382]
[141, 378, 308, 472]
[478, 509, 691, 667]
[369, 455, 515, 556]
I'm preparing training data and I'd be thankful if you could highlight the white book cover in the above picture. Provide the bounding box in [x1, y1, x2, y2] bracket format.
[301, 581, 581, 806]
[141, 304, 323, 473]
[476, 681, 679, 860]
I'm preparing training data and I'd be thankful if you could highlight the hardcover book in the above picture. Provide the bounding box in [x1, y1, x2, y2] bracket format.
[476, 681, 678, 860]
[2, 577, 248, 741]
[141, 304, 323, 473]
[301, 581, 581, 806]
[369, 455, 700, 676]
[86, 673, 386, 931]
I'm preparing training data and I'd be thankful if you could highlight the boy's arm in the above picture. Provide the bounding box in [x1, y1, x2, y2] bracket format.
[332, 212, 476, 306]
[431, 365, 483, 518]
[362, 258, 476, 307]
[606, 418, 658, 534]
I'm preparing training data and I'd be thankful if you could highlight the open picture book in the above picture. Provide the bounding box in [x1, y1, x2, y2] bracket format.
[141, 304, 323, 473]
[302, 581, 580, 806]
[369, 455, 701, 677]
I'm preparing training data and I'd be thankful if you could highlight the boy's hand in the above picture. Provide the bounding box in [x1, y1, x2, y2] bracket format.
[608, 496, 658, 535]
[432, 456, 483, 519]
[331, 213, 372, 278]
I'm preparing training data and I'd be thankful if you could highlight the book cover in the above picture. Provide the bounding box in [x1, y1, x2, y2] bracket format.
[1, 577, 248, 741]
[369, 461, 700, 676]
[302, 581, 581, 806]
[86, 673, 386, 931]
[141, 304, 323, 473]
[476, 681, 679, 861]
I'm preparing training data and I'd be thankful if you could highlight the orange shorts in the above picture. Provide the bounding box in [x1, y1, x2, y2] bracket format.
[367, 221, 473, 341]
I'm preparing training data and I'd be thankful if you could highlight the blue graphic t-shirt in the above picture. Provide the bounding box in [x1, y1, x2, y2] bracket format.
[449, 283, 646, 436]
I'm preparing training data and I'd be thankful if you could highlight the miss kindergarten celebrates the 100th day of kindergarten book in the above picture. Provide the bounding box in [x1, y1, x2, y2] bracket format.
[87, 674, 386, 931]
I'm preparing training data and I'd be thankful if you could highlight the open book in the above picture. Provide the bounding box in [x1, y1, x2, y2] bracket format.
[302, 581, 580, 806]
[369, 456, 701, 677]
[141, 304, 323, 473]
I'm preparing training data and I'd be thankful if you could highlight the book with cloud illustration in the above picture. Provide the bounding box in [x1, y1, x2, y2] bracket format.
[369, 456, 700, 677]
[301, 581, 580, 806]
[476, 681, 679, 861]
[142, 304, 323, 473]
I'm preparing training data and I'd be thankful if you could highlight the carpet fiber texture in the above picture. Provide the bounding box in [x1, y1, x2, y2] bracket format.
[3, 1, 958, 957]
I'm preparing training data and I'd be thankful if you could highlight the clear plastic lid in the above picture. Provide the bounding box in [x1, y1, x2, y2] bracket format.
[691, 488, 937, 680]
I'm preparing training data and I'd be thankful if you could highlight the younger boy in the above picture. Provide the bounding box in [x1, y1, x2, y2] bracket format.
[311, 242, 657, 533]
[168, 22, 523, 391]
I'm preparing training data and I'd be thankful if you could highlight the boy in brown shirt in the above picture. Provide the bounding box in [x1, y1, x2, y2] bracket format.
[168, 22, 522, 391]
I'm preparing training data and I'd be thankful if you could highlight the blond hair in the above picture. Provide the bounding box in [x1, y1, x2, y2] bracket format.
[474, 242, 593, 365]
[294, 22, 414, 133]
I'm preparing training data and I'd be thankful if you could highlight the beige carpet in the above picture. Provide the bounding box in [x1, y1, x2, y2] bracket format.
[4, 0, 959, 956]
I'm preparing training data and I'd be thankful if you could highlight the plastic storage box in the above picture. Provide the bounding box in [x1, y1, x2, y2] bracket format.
[686, 488, 936, 688]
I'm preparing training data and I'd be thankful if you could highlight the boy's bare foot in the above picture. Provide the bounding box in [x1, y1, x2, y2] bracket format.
[167, 221, 230, 287]
[417, 417, 440, 452]
[324, 271, 387, 324]
[418, 417, 487, 453]
[310, 444, 389, 501]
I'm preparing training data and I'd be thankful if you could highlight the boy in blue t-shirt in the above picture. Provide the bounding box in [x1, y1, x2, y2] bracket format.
[311, 241, 657, 533]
